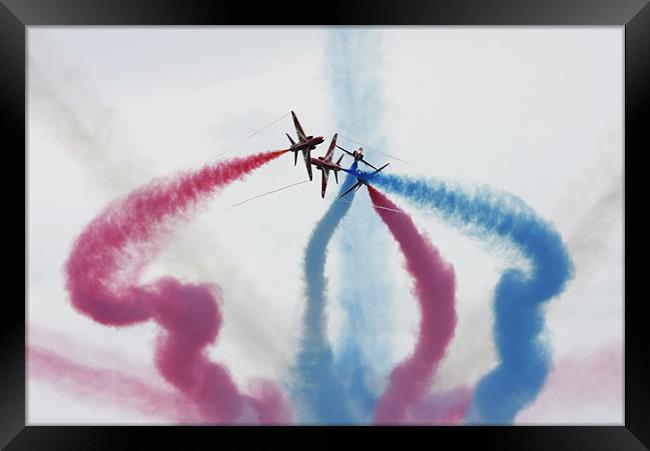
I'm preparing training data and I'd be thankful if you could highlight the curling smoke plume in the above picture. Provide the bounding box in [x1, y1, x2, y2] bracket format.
[30, 56, 289, 372]
[65, 151, 291, 424]
[371, 173, 574, 423]
[368, 187, 457, 424]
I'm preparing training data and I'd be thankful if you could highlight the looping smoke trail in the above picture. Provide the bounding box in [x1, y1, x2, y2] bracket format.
[292, 163, 360, 423]
[65, 150, 292, 424]
[367, 186, 458, 424]
[371, 173, 574, 423]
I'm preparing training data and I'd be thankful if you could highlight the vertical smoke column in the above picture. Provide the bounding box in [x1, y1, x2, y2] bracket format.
[371, 173, 574, 423]
[65, 151, 291, 424]
[293, 165, 358, 423]
[327, 28, 393, 419]
[367, 187, 457, 423]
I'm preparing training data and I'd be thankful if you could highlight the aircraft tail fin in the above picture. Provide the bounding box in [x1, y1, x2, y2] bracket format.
[292, 111, 308, 141]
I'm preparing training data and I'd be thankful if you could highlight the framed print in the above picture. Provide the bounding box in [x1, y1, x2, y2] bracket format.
[2, 0, 649, 448]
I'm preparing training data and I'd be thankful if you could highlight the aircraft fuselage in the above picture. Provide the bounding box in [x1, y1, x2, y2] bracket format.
[290, 136, 325, 152]
[348, 168, 370, 183]
[310, 156, 342, 172]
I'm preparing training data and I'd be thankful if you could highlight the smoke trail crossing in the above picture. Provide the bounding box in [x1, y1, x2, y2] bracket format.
[368, 186, 457, 423]
[370, 172, 574, 423]
[327, 28, 394, 419]
[65, 151, 292, 424]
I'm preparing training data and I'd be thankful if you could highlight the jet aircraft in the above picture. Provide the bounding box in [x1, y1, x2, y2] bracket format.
[284, 111, 325, 175]
[308, 133, 345, 198]
[339, 163, 390, 198]
[336, 144, 381, 171]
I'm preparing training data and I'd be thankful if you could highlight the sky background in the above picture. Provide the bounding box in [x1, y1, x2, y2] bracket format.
[27, 27, 623, 424]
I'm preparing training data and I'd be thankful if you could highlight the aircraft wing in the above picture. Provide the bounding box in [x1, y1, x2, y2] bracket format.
[336, 145, 356, 157]
[303, 150, 313, 181]
[292, 111, 308, 141]
[324, 134, 337, 161]
[374, 163, 390, 173]
[321, 169, 330, 198]
[340, 180, 362, 198]
[360, 159, 380, 171]
[366, 163, 390, 181]
[367, 163, 390, 180]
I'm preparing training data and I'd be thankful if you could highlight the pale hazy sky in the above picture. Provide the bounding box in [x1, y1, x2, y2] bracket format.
[27, 27, 623, 424]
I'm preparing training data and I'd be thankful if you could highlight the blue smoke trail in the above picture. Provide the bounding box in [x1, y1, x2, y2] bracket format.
[326, 28, 393, 421]
[371, 172, 574, 423]
[292, 164, 360, 424]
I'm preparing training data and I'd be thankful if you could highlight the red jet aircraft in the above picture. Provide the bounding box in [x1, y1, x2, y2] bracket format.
[308, 133, 345, 198]
[285, 111, 325, 176]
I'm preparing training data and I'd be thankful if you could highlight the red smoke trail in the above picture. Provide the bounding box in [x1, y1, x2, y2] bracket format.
[29, 346, 199, 423]
[407, 386, 473, 425]
[246, 379, 293, 424]
[368, 186, 457, 424]
[516, 342, 623, 422]
[64, 150, 292, 424]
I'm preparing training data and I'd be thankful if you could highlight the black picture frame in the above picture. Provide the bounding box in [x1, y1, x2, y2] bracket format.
[3, 0, 648, 448]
